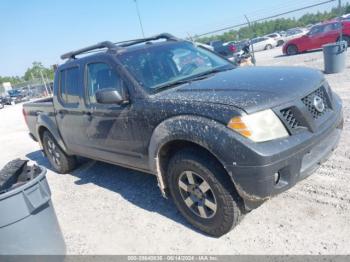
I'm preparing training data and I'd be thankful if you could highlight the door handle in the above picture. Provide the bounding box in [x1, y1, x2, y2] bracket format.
[58, 109, 68, 118]
[83, 111, 93, 121]
[58, 109, 68, 115]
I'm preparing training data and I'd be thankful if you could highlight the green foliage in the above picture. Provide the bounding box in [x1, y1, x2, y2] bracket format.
[0, 76, 23, 85]
[23, 62, 54, 82]
[346, 4, 350, 13]
[197, 4, 348, 43]
[0, 62, 54, 86]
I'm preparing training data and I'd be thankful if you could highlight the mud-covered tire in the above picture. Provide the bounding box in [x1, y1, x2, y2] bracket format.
[286, 44, 298, 55]
[167, 149, 242, 237]
[42, 131, 77, 174]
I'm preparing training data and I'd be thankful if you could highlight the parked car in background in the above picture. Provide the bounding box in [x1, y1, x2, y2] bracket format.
[0, 95, 12, 105]
[194, 42, 214, 51]
[285, 28, 309, 42]
[0, 97, 4, 109]
[7, 89, 27, 104]
[209, 40, 236, 58]
[232, 40, 250, 52]
[279, 31, 287, 37]
[249, 36, 277, 52]
[283, 21, 350, 55]
[265, 32, 286, 46]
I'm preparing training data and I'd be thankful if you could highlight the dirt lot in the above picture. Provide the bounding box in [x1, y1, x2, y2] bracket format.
[0, 47, 349, 255]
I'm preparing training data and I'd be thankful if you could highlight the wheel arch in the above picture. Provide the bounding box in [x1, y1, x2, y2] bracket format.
[36, 114, 70, 155]
[286, 43, 298, 55]
[148, 115, 240, 199]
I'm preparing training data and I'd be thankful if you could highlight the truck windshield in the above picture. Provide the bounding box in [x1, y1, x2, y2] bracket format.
[118, 42, 233, 93]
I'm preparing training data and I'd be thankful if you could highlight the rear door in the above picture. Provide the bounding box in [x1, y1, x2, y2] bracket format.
[323, 22, 341, 43]
[308, 24, 339, 49]
[54, 65, 85, 154]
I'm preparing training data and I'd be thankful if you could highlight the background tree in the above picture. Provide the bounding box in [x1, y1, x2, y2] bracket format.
[197, 4, 348, 43]
[23, 62, 54, 82]
[0, 76, 23, 85]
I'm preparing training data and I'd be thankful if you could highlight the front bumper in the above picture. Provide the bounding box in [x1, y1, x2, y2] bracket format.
[226, 102, 343, 210]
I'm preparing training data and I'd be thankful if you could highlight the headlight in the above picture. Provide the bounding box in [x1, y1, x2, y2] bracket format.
[227, 109, 289, 142]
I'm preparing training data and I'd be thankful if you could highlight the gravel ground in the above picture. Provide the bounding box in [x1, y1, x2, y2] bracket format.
[0, 47, 349, 255]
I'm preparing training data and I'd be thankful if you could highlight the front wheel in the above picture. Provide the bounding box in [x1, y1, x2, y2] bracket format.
[167, 149, 242, 237]
[286, 44, 298, 55]
[42, 131, 77, 174]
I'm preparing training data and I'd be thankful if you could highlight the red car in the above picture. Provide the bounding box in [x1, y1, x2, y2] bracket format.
[283, 21, 350, 55]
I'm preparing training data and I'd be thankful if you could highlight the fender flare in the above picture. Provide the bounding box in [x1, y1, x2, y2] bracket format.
[36, 113, 71, 155]
[148, 115, 244, 196]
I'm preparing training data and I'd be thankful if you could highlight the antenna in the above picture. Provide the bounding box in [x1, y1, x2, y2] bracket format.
[134, 0, 145, 38]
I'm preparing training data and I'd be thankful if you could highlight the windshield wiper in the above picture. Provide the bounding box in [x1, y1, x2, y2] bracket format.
[194, 66, 234, 78]
[154, 66, 234, 92]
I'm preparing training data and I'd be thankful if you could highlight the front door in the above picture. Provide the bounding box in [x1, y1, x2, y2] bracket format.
[80, 58, 147, 170]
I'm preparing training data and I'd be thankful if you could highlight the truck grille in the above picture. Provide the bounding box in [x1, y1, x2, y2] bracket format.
[279, 85, 333, 132]
[280, 108, 300, 129]
[301, 86, 330, 119]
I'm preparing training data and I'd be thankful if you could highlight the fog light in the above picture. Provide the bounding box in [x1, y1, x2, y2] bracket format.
[274, 172, 280, 184]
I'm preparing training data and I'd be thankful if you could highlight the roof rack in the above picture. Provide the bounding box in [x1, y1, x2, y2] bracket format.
[60, 33, 181, 60]
[60, 41, 117, 60]
[118, 33, 180, 47]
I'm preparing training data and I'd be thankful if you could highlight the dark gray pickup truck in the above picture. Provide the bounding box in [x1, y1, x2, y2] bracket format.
[23, 33, 343, 237]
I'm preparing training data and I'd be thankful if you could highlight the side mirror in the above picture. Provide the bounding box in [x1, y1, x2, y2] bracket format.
[95, 88, 127, 105]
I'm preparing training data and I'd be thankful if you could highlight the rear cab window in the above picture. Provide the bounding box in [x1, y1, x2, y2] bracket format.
[59, 67, 80, 105]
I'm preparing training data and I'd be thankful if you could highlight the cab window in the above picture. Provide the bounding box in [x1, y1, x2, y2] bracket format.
[59, 67, 80, 104]
[86, 62, 124, 104]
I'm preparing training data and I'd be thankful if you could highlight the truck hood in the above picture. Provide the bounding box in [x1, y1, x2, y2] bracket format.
[154, 66, 324, 114]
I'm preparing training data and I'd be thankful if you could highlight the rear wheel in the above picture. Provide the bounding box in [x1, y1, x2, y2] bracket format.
[42, 131, 77, 174]
[0, 103, 4, 109]
[277, 40, 284, 46]
[338, 35, 350, 46]
[167, 149, 242, 237]
[265, 44, 273, 50]
[286, 44, 298, 55]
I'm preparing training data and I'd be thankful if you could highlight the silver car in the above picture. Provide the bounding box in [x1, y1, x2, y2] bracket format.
[285, 28, 309, 41]
[265, 33, 286, 46]
[250, 37, 277, 52]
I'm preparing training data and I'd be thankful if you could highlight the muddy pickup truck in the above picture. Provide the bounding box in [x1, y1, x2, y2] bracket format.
[23, 33, 343, 237]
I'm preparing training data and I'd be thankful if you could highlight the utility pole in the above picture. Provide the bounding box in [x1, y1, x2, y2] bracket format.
[43, 71, 51, 95]
[40, 70, 50, 97]
[30, 72, 35, 82]
[338, 0, 343, 42]
[134, 0, 145, 38]
[244, 15, 256, 66]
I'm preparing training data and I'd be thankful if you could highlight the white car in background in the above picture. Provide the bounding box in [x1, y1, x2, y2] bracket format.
[265, 32, 286, 46]
[285, 28, 309, 41]
[194, 42, 214, 51]
[249, 36, 277, 52]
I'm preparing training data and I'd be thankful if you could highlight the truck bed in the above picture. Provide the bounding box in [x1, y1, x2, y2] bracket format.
[22, 97, 55, 141]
